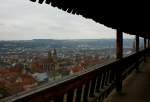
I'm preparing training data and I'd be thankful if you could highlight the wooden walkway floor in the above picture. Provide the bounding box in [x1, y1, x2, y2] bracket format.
[104, 57, 150, 102]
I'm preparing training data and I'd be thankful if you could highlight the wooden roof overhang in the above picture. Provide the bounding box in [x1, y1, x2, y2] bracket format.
[30, 0, 150, 39]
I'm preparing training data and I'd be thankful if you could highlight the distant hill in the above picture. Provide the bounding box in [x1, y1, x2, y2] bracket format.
[32, 39, 135, 48]
[33, 39, 117, 48]
[0, 39, 141, 52]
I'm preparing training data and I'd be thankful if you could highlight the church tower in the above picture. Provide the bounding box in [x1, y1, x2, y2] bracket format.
[48, 50, 53, 62]
[53, 48, 57, 63]
[47, 49, 60, 80]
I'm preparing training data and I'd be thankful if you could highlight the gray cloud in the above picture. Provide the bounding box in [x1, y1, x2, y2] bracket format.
[0, 0, 119, 40]
[0, 23, 5, 26]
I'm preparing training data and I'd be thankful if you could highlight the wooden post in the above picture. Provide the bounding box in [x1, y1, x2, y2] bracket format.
[116, 30, 123, 93]
[144, 38, 147, 49]
[116, 30, 123, 59]
[136, 35, 139, 52]
[135, 35, 140, 71]
[148, 39, 150, 48]
[144, 38, 147, 61]
[146, 39, 148, 48]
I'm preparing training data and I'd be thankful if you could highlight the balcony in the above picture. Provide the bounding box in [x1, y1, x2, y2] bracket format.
[0, 0, 150, 102]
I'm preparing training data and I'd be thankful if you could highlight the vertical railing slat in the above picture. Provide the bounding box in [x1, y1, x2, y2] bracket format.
[75, 86, 83, 102]
[89, 78, 97, 97]
[54, 96, 64, 102]
[67, 90, 75, 102]
[95, 72, 102, 93]
[83, 82, 90, 102]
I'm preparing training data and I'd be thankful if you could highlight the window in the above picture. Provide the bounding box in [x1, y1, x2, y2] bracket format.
[123, 33, 135, 57]
[139, 37, 144, 50]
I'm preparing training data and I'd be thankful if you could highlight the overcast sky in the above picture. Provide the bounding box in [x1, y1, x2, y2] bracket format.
[0, 0, 134, 40]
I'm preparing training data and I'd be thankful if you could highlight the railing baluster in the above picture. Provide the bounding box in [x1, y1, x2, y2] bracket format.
[109, 68, 115, 83]
[83, 82, 90, 102]
[101, 71, 106, 89]
[105, 68, 110, 86]
[109, 70, 113, 83]
[75, 87, 83, 102]
[54, 96, 64, 102]
[89, 78, 97, 97]
[115, 61, 123, 93]
[67, 90, 75, 102]
[63, 94, 67, 102]
[107, 70, 111, 84]
[96, 71, 106, 101]
[94, 72, 103, 101]
[95, 72, 102, 93]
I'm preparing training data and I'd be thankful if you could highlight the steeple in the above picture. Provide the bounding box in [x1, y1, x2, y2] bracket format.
[48, 50, 53, 62]
[53, 48, 57, 57]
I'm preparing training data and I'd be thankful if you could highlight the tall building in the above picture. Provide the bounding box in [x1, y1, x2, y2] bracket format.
[31, 49, 60, 80]
[43, 49, 59, 80]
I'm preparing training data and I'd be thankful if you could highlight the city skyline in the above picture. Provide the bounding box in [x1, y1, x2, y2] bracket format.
[0, 0, 134, 40]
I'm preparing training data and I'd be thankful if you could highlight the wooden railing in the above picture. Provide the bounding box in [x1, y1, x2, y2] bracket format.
[1, 48, 149, 102]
